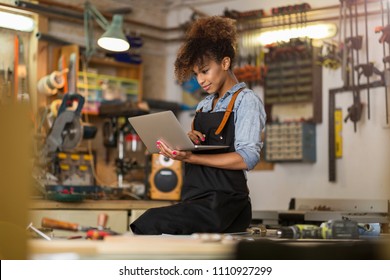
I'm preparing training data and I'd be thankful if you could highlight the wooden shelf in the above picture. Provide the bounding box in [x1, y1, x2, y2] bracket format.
[88, 57, 141, 69]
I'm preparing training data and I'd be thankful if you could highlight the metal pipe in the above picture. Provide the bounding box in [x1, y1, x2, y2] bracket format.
[14, 0, 180, 33]
[15, 0, 83, 21]
[10, 0, 387, 43]
[35, 32, 73, 45]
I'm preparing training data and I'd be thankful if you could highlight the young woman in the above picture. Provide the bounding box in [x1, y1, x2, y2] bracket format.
[130, 16, 266, 235]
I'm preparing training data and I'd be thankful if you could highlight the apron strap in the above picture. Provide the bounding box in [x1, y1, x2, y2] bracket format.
[191, 87, 244, 134]
[191, 107, 202, 131]
[214, 87, 244, 135]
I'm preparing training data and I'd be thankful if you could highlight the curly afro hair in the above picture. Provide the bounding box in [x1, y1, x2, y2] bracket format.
[174, 16, 237, 83]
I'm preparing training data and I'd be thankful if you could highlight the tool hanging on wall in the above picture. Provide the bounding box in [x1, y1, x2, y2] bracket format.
[385, 0, 390, 124]
[353, 0, 380, 121]
[0, 65, 13, 105]
[224, 8, 264, 20]
[342, 0, 363, 132]
[299, 3, 310, 30]
[271, 3, 311, 29]
[376, 0, 390, 124]
[318, 41, 342, 69]
[328, 0, 388, 182]
[334, 109, 343, 158]
[14, 35, 29, 103]
[340, 0, 348, 86]
[234, 16, 266, 87]
[363, 0, 371, 119]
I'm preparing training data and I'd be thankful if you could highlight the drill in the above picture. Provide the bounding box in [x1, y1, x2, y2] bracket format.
[277, 220, 359, 239]
[276, 224, 321, 239]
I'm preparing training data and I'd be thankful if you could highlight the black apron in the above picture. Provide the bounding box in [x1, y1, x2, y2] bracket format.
[130, 90, 251, 235]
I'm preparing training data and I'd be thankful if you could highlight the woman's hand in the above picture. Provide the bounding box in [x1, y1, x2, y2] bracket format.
[187, 130, 205, 145]
[156, 140, 192, 161]
[156, 139, 247, 170]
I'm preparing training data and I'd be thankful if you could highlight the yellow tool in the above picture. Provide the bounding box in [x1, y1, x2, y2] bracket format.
[334, 109, 343, 158]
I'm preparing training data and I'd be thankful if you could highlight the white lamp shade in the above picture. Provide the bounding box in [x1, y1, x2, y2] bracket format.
[97, 15, 130, 52]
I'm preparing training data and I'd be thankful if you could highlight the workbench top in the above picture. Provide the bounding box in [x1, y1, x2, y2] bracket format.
[28, 234, 237, 260]
[28, 234, 390, 260]
[30, 199, 175, 210]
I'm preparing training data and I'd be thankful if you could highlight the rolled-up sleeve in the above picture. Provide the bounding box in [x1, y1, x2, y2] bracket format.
[234, 91, 266, 170]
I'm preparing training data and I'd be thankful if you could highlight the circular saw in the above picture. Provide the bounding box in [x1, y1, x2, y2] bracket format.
[58, 110, 83, 150]
[43, 94, 85, 156]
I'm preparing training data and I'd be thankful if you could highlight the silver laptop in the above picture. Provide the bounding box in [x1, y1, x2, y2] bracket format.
[128, 110, 229, 153]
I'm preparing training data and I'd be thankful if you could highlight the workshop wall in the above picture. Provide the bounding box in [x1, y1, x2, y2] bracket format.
[1, 0, 389, 212]
[166, 0, 390, 211]
[0, 0, 171, 189]
[46, 19, 167, 100]
[0, 29, 16, 71]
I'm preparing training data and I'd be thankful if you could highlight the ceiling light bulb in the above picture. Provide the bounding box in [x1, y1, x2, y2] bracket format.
[257, 23, 337, 45]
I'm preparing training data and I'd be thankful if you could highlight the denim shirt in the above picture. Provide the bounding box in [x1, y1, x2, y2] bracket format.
[196, 82, 266, 170]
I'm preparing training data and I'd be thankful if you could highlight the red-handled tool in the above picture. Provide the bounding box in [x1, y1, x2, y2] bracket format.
[41, 217, 94, 232]
[41, 214, 119, 240]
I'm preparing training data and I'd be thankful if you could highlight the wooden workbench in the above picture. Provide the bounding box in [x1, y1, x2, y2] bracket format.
[28, 233, 390, 260]
[28, 199, 237, 259]
[29, 234, 237, 260]
[26, 200, 390, 260]
[29, 199, 175, 235]
[30, 199, 174, 210]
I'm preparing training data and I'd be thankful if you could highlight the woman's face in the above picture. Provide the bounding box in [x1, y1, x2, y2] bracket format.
[192, 58, 228, 94]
